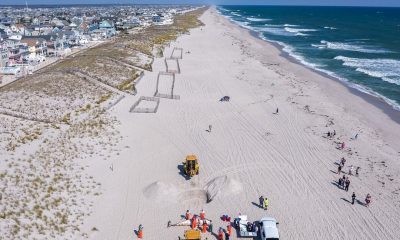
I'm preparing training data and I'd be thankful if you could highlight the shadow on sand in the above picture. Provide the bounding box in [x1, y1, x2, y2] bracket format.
[251, 202, 264, 209]
[177, 165, 191, 180]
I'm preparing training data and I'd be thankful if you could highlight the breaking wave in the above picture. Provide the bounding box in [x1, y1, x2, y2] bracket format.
[334, 56, 400, 85]
[316, 40, 393, 54]
[246, 17, 271, 22]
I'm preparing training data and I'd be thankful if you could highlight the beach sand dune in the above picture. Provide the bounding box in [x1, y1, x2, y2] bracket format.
[81, 8, 400, 240]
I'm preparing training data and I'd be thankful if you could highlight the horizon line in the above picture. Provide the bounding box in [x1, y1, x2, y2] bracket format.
[0, 3, 400, 8]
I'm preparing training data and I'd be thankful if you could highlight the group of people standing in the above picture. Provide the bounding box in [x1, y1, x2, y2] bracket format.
[337, 157, 360, 177]
[259, 196, 269, 210]
[334, 140, 372, 207]
[338, 174, 351, 191]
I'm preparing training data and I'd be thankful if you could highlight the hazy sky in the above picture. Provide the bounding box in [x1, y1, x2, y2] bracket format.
[1, 0, 400, 7]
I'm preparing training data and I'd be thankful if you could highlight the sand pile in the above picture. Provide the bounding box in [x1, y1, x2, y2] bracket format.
[143, 176, 243, 204]
[143, 181, 181, 202]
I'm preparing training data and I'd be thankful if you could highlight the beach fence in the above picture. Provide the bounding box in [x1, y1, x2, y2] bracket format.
[154, 71, 180, 100]
[134, 71, 145, 88]
[130, 96, 160, 113]
[170, 47, 183, 59]
[164, 58, 181, 74]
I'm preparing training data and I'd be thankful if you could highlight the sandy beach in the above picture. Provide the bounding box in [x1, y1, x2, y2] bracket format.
[76, 7, 400, 240]
[1, 6, 400, 240]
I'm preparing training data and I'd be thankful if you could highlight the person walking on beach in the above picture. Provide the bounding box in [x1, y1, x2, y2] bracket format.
[341, 175, 346, 189]
[263, 197, 269, 210]
[351, 192, 356, 205]
[354, 133, 358, 140]
[327, 131, 331, 138]
[259, 196, 264, 208]
[337, 165, 342, 174]
[333, 130, 336, 136]
[356, 167, 360, 177]
[208, 124, 212, 133]
[365, 193, 372, 207]
[340, 157, 346, 166]
[345, 178, 350, 192]
[349, 166, 354, 175]
[341, 142, 345, 150]
[276, 108, 279, 114]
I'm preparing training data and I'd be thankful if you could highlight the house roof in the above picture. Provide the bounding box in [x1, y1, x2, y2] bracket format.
[21, 37, 48, 46]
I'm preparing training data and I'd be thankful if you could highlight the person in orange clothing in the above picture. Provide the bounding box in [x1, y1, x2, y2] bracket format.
[227, 224, 232, 236]
[185, 210, 190, 220]
[202, 222, 207, 233]
[138, 224, 143, 239]
[200, 209, 205, 220]
[191, 216, 197, 229]
[218, 228, 224, 240]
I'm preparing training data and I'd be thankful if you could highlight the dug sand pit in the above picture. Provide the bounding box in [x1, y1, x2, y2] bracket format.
[205, 176, 243, 203]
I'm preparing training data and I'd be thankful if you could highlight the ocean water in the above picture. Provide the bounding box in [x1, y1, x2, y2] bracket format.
[217, 6, 400, 111]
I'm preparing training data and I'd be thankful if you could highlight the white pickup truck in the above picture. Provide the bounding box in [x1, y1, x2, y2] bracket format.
[234, 215, 258, 237]
[259, 217, 280, 240]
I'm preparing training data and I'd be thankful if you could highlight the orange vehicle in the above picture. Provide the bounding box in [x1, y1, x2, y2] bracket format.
[183, 155, 199, 178]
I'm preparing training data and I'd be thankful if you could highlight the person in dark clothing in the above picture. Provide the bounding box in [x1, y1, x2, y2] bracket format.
[345, 178, 350, 192]
[338, 177, 343, 188]
[340, 157, 346, 166]
[338, 165, 342, 174]
[259, 196, 264, 208]
[225, 231, 230, 240]
[276, 108, 279, 114]
[351, 192, 356, 205]
[341, 175, 346, 189]
[356, 167, 360, 177]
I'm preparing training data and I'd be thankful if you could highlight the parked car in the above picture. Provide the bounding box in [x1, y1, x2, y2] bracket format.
[259, 217, 279, 240]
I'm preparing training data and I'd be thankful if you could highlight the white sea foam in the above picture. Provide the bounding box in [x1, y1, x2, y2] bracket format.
[258, 36, 400, 111]
[232, 20, 251, 29]
[334, 56, 400, 85]
[284, 27, 317, 36]
[271, 40, 323, 69]
[317, 40, 392, 54]
[264, 24, 284, 27]
[254, 26, 293, 36]
[246, 17, 271, 22]
[284, 27, 317, 33]
[284, 24, 299, 27]
[311, 44, 326, 49]
[324, 26, 337, 30]
[217, 9, 400, 111]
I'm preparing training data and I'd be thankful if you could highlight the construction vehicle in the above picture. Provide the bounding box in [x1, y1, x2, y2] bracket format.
[183, 155, 199, 178]
[182, 229, 201, 240]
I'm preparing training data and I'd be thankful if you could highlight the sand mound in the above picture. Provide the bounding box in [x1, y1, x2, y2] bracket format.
[143, 181, 181, 202]
[143, 177, 242, 204]
[205, 176, 243, 202]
